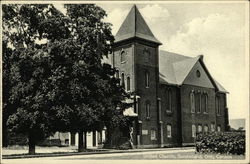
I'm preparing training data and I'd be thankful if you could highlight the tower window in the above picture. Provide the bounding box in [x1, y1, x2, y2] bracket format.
[198, 125, 202, 133]
[120, 51, 126, 63]
[145, 71, 149, 88]
[204, 125, 209, 133]
[166, 89, 172, 112]
[115, 69, 119, 79]
[127, 76, 130, 91]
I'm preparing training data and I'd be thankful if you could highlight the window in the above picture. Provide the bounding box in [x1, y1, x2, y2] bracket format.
[190, 91, 195, 113]
[211, 123, 215, 132]
[115, 70, 119, 79]
[135, 97, 140, 114]
[121, 73, 125, 89]
[196, 70, 201, 77]
[217, 125, 221, 132]
[143, 49, 150, 63]
[216, 96, 221, 115]
[167, 124, 172, 138]
[166, 89, 172, 112]
[158, 99, 162, 121]
[195, 92, 201, 113]
[204, 125, 209, 133]
[146, 101, 150, 118]
[127, 76, 130, 91]
[151, 130, 156, 140]
[145, 71, 149, 88]
[120, 51, 126, 63]
[202, 94, 208, 113]
[198, 125, 202, 133]
[192, 124, 196, 138]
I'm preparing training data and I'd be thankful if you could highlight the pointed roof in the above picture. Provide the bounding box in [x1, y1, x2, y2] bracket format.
[115, 5, 162, 45]
[159, 50, 228, 93]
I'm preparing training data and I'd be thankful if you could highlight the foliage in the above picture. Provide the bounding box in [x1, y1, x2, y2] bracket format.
[196, 132, 245, 155]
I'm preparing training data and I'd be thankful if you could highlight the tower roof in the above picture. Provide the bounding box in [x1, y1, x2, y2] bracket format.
[114, 5, 162, 45]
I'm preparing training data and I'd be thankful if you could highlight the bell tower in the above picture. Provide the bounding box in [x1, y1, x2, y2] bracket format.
[112, 5, 162, 148]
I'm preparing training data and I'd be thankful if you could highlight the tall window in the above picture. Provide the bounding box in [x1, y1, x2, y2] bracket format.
[146, 101, 150, 118]
[190, 91, 195, 113]
[145, 71, 149, 88]
[121, 73, 125, 88]
[196, 92, 201, 113]
[158, 99, 162, 121]
[204, 94, 208, 113]
[216, 96, 221, 115]
[115, 70, 119, 79]
[127, 76, 130, 91]
[204, 125, 208, 133]
[192, 124, 196, 138]
[166, 89, 172, 112]
[120, 51, 126, 63]
[167, 124, 172, 138]
[198, 125, 202, 133]
[151, 129, 156, 140]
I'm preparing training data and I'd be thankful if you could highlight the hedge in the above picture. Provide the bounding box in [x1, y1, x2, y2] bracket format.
[196, 132, 245, 155]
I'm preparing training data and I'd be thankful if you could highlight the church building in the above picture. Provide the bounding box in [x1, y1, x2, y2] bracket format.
[111, 5, 229, 148]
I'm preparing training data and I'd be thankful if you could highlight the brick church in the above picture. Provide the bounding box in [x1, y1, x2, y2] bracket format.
[111, 5, 229, 148]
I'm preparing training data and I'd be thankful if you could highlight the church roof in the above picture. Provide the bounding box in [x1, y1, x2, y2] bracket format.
[159, 50, 228, 93]
[114, 5, 162, 45]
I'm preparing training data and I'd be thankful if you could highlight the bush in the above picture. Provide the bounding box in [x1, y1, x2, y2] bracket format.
[196, 132, 245, 155]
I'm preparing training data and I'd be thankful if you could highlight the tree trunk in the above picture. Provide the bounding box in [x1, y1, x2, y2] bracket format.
[28, 134, 35, 155]
[70, 132, 76, 146]
[84, 131, 87, 149]
[78, 131, 84, 152]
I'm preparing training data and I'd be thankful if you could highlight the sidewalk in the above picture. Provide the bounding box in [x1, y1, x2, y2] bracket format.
[2, 146, 195, 159]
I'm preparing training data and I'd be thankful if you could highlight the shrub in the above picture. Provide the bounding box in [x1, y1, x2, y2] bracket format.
[196, 132, 245, 155]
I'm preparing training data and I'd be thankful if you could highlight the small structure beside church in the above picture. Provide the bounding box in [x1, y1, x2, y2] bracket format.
[110, 5, 229, 148]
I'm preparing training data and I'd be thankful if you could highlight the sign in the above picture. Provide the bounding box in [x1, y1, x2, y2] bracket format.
[142, 130, 148, 135]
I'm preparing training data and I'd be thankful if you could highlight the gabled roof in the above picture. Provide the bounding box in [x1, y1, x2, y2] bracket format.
[114, 5, 161, 45]
[159, 50, 228, 93]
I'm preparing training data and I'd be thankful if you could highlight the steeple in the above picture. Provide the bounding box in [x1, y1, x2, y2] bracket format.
[114, 5, 162, 45]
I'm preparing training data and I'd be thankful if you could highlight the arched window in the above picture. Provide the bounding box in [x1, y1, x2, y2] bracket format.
[115, 69, 119, 79]
[145, 101, 150, 118]
[211, 123, 215, 132]
[192, 124, 196, 138]
[120, 51, 126, 63]
[205, 94, 208, 113]
[143, 48, 150, 63]
[166, 89, 172, 112]
[190, 91, 195, 113]
[121, 73, 125, 88]
[127, 76, 130, 91]
[216, 96, 221, 115]
[195, 92, 201, 113]
[167, 124, 172, 138]
[145, 71, 149, 88]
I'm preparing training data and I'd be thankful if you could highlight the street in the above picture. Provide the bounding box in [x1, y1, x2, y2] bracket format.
[1, 147, 245, 164]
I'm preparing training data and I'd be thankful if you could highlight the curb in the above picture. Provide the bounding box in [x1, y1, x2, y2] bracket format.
[3, 147, 195, 159]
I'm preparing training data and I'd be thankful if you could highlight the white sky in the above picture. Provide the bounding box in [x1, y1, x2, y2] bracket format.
[54, 2, 249, 119]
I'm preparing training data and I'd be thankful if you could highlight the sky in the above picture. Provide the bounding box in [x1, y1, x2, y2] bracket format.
[54, 2, 249, 119]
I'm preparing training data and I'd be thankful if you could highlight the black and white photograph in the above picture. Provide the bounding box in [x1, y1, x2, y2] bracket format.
[1, 1, 249, 164]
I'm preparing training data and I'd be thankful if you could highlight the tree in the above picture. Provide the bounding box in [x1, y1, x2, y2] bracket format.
[3, 4, 131, 154]
[2, 4, 69, 154]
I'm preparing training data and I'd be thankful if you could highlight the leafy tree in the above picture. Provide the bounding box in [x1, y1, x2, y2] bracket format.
[3, 4, 131, 153]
